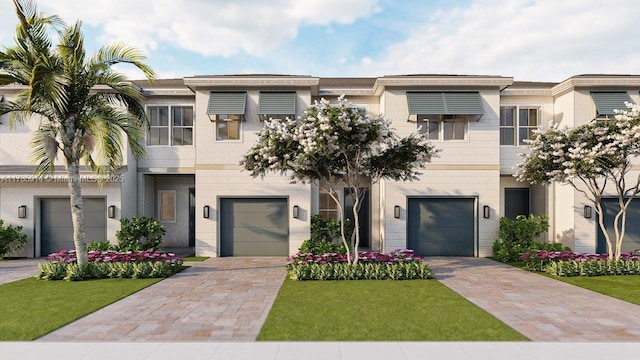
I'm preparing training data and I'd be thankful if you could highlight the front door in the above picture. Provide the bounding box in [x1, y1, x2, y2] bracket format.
[344, 188, 370, 248]
[189, 188, 195, 247]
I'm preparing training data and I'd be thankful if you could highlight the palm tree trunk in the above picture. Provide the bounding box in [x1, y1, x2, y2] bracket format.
[67, 161, 88, 265]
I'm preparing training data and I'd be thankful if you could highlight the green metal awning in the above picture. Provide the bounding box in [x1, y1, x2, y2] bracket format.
[407, 92, 484, 116]
[207, 92, 247, 115]
[590, 92, 633, 116]
[258, 92, 296, 115]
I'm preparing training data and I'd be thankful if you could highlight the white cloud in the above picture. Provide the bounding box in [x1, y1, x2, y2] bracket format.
[351, 0, 640, 81]
[29, 0, 378, 57]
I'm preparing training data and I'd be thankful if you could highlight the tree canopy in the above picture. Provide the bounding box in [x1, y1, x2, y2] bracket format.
[242, 96, 438, 263]
[516, 103, 640, 260]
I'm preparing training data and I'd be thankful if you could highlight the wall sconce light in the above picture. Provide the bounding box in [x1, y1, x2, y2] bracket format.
[107, 205, 116, 218]
[203, 205, 210, 219]
[483, 205, 490, 219]
[584, 205, 592, 219]
[292, 205, 299, 219]
[18, 205, 26, 219]
[394, 205, 401, 219]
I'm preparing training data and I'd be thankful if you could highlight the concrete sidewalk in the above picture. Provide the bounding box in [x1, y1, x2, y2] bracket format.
[39, 257, 286, 342]
[428, 257, 640, 341]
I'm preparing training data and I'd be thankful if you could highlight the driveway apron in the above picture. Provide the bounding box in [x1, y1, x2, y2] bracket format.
[38, 257, 286, 342]
[0, 259, 41, 285]
[428, 257, 640, 341]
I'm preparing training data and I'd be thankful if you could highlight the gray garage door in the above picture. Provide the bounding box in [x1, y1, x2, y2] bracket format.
[407, 198, 475, 256]
[41, 198, 106, 256]
[219, 198, 289, 256]
[597, 198, 640, 254]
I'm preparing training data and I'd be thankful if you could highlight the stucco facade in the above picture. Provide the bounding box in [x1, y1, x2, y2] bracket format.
[2, 74, 640, 258]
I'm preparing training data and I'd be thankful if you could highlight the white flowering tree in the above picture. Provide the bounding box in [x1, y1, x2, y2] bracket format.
[242, 96, 438, 264]
[516, 103, 640, 260]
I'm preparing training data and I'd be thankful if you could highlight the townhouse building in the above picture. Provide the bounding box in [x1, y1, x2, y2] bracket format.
[1, 74, 639, 258]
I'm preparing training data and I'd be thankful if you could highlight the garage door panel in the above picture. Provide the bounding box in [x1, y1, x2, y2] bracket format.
[407, 198, 475, 257]
[220, 198, 289, 257]
[42, 198, 106, 255]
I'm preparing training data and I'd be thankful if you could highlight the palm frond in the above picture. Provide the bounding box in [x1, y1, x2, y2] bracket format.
[29, 125, 60, 177]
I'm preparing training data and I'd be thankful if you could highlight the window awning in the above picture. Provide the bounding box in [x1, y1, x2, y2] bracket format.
[407, 92, 484, 116]
[207, 92, 247, 115]
[258, 92, 296, 116]
[590, 91, 633, 117]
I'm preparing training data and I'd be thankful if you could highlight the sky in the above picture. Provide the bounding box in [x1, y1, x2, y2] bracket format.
[1, 0, 639, 82]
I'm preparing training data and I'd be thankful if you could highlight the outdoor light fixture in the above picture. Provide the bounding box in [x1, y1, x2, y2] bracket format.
[107, 205, 116, 218]
[584, 205, 592, 219]
[394, 205, 401, 219]
[292, 205, 299, 219]
[483, 205, 490, 219]
[203, 205, 210, 219]
[18, 205, 26, 219]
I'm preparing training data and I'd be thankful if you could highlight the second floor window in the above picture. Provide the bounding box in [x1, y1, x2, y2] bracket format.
[213, 114, 241, 141]
[147, 106, 193, 146]
[500, 106, 539, 146]
[417, 114, 468, 141]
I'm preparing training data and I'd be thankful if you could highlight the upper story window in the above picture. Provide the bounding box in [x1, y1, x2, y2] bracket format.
[500, 106, 539, 146]
[258, 92, 296, 121]
[212, 114, 241, 141]
[207, 92, 246, 142]
[147, 105, 193, 146]
[417, 114, 469, 141]
[590, 91, 634, 120]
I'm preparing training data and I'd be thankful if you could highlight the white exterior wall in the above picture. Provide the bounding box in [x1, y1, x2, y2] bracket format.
[0, 181, 121, 257]
[195, 169, 311, 256]
[381, 88, 501, 256]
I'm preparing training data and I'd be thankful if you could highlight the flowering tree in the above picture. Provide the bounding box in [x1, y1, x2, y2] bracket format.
[242, 96, 438, 264]
[516, 103, 640, 260]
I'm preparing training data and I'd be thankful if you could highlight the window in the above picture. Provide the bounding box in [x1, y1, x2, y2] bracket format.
[158, 190, 176, 222]
[147, 105, 194, 146]
[319, 190, 339, 220]
[500, 106, 539, 146]
[258, 92, 296, 121]
[417, 114, 468, 141]
[213, 114, 241, 141]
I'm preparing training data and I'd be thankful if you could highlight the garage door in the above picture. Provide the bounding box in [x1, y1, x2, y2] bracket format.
[597, 198, 640, 254]
[41, 198, 106, 255]
[407, 198, 475, 256]
[219, 198, 289, 256]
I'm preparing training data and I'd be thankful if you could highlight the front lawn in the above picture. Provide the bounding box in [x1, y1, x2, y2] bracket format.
[258, 278, 527, 341]
[0, 277, 161, 340]
[546, 275, 640, 306]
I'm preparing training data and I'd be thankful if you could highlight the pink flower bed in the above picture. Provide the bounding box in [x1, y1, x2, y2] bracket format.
[287, 249, 422, 265]
[46, 249, 182, 264]
[520, 249, 640, 262]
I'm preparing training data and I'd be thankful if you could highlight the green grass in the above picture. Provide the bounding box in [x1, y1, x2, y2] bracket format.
[0, 277, 161, 340]
[545, 274, 640, 306]
[258, 278, 528, 341]
[183, 256, 209, 262]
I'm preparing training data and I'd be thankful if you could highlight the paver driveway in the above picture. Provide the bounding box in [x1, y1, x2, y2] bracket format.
[428, 257, 640, 341]
[38, 257, 286, 341]
[0, 259, 41, 285]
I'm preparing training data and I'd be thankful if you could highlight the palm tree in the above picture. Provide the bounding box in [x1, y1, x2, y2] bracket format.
[0, 0, 155, 265]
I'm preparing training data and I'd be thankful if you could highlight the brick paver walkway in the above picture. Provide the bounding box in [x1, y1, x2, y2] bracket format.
[428, 257, 640, 341]
[39, 257, 286, 342]
[0, 258, 41, 285]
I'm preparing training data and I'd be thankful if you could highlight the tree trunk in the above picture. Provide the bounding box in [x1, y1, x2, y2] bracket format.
[595, 201, 614, 261]
[67, 161, 88, 265]
[351, 187, 361, 265]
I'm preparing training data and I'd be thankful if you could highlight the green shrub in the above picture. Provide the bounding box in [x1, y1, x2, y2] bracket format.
[35, 261, 184, 281]
[492, 214, 551, 262]
[287, 262, 432, 281]
[545, 260, 640, 277]
[299, 215, 351, 254]
[87, 240, 117, 251]
[0, 219, 28, 258]
[116, 217, 166, 252]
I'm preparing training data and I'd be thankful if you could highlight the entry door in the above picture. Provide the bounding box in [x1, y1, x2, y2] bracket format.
[188, 188, 195, 247]
[597, 198, 640, 254]
[505, 188, 530, 219]
[344, 188, 370, 248]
